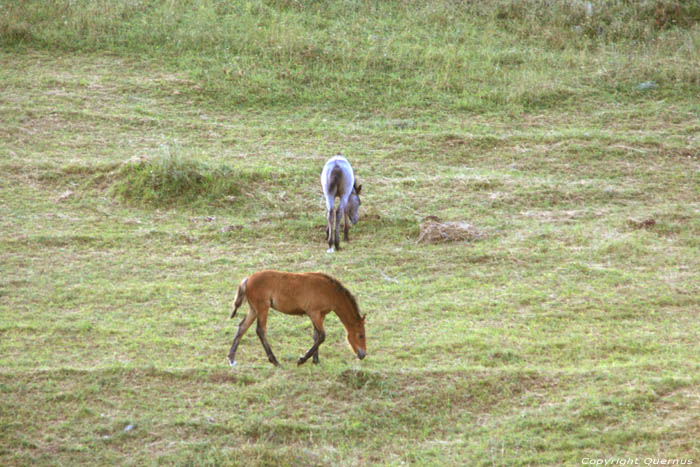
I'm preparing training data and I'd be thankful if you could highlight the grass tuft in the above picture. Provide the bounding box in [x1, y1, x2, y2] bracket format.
[109, 147, 241, 207]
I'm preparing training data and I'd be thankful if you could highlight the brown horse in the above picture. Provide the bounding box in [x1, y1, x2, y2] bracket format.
[228, 270, 367, 367]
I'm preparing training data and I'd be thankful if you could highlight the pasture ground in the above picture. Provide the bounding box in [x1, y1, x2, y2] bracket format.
[1, 1, 700, 465]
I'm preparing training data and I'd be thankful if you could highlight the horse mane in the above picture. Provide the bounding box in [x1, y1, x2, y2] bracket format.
[312, 273, 362, 321]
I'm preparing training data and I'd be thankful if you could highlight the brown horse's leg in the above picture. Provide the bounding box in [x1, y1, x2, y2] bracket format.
[255, 306, 280, 367]
[298, 313, 326, 365]
[312, 328, 320, 364]
[228, 308, 257, 366]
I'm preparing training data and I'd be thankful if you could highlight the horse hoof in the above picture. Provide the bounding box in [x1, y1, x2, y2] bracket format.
[229, 360, 237, 367]
[297, 358, 305, 365]
[326, 247, 334, 254]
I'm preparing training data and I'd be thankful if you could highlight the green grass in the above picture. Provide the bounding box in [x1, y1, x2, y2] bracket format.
[2, 0, 700, 465]
[3, 0, 700, 113]
[109, 148, 241, 207]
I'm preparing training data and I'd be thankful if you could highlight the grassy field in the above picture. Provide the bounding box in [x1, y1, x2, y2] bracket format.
[2, 1, 700, 465]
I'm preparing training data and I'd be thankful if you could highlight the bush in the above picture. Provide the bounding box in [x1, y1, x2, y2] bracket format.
[110, 149, 240, 207]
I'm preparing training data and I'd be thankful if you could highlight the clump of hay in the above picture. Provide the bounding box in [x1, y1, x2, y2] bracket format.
[626, 218, 656, 230]
[417, 216, 484, 244]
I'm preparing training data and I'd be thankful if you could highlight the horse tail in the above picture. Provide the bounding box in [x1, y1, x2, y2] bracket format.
[230, 277, 248, 319]
[328, 166, 342, 195]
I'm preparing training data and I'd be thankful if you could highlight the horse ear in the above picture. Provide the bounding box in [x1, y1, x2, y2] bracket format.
[355, 184, 362, 195]
[361, 314, 366, 321]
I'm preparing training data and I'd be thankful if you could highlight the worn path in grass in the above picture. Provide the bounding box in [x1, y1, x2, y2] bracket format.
[1, 49, 700, 465]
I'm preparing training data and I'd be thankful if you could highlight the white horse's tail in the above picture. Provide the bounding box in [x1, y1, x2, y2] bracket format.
[328, 166, 342, 195]
[230, 277, 248, 318]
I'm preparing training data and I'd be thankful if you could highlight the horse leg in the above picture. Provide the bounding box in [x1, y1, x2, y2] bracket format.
[326, 204, 335, 253]
[343, 208, 350, 242]
[228, 308, 257, 366]
[254, 305, 280, 367]
[312, 328, 321, 364]
[298, 313, 326, 365]
[333, 203, 343, 250]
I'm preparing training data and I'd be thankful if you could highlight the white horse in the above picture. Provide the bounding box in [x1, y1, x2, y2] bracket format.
[321, 154, 362, 253]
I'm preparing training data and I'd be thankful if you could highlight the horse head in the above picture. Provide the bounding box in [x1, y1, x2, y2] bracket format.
[346, 182, 362, 225]
[346, 314, 366, 360]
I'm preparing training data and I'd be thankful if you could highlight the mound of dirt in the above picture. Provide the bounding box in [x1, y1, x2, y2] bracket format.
[417, 216, 484, 244]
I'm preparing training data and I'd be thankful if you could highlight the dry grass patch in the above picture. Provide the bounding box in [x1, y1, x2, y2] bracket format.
[521, 209, 587, 223]
[626, 217, 657, 230]
[417, 216, 486, 244]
